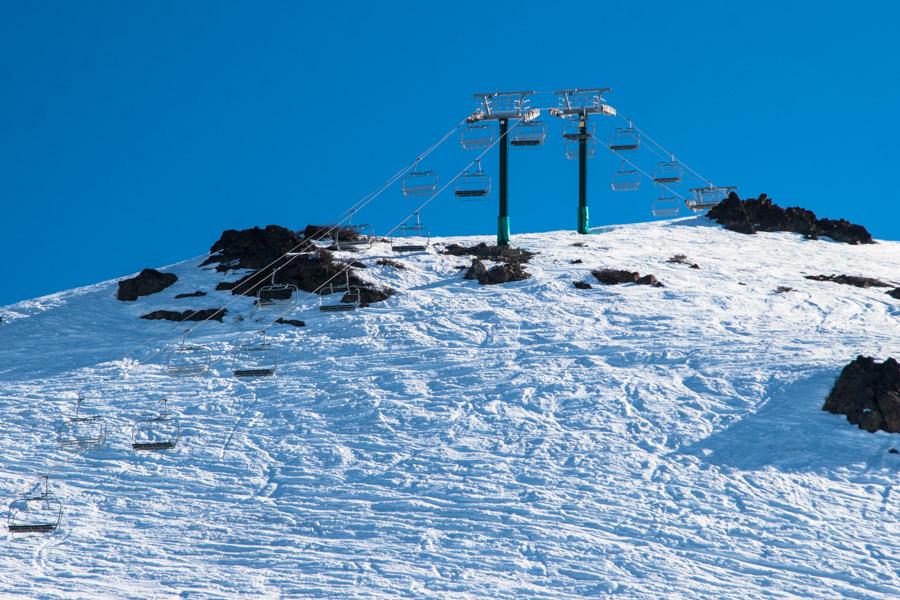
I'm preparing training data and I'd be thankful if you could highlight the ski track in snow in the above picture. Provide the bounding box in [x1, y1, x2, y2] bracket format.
[1, 218, 899, 598]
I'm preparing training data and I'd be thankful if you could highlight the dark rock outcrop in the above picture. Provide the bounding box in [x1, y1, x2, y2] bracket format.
[202, 225, 307, 272]
[804, 274, 891, 288]
[888, 288, 900, 300]
[444, 243, 535, 264]
[174, 290, 207, 299]
[117, 269, 178, 301]
[667, 255, 700, 269]
[300, 224, 362, 243]
[140, 308, 226, 322]
[707, 192, 874, 244]
[464, 258, 530, 285]
[591, 269, 664, 288]
[376, 258, 406, 270]
[274, 318, 306, 327]
[573, 281, 592, 290]
[824, 356, 900, 433]
[774, 286, 795, 294]
[570, 259, 583, 265]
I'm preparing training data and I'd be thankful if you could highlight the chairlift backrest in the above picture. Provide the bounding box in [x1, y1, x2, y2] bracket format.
[455, 160, 492, 198]
[7, 477, 62, 533]
[460, 123, 495, 150]
[653, 157, 683, 184]
[401, 166, 438, 198]
[609, 120, 640, 151]
[58, 397, 106, 450]
[232, 332, 277, 378]
[652, 196, 681, 217]
[510, 120, 547, 147]
[166, 338, 211, 377]
[611, 161, 641, 192]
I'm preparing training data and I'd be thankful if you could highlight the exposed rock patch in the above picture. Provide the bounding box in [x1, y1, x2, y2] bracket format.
[274, 318, 306, 327]
[376, 258, 406, 270]
[774, 286, 795, 294]
[573, 281, 592, 290]
[202, 225, 307, 272]
[570, 259, 583, 265]
[140, 308, 226, 322]
[804, 274, 891, 288]
[591, 269, 664, 288]
[667, 255, 700, 269]
[464, 259, 531, 285]
[707, 192, 874, 244]
[888, 288, 900, 299]
[174, 290, 206, 299]
[824, 356, 900, 433]
[444, 243, 535, 264]
[117, 269, 178, 301]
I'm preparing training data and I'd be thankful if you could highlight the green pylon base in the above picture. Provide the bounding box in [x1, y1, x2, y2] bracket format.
[578, 206, 589, 235]
[497, 216, 510, 246]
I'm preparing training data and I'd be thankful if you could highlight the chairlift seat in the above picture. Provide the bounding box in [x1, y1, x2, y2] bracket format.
[652, 196, 681, 217]
[611, 161, 641, 192]
[319, 285, 361, 312]
[166, 343, 211, 377]
[8, 479, 62, 534]
[232, 341, 277, 378]
[460, 123, 495, 150]
[58, 413, 106, 450]
[132, 440, 177, 451]
[402, 170, 438, 198]
[9, 523, 57, 533]
[132, 412, 180, 452]
[510, 120, 547, 147]
[609, 122, 640, 151]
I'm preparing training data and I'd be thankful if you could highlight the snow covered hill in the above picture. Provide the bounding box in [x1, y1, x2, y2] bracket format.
[1, 217, 899, 599]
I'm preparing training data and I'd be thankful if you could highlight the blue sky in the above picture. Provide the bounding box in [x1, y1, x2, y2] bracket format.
[2, 1, 898, 305]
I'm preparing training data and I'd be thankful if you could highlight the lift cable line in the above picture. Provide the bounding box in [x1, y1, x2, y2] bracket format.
[548, 88, 617, 234]
[262, 118, 526, 329]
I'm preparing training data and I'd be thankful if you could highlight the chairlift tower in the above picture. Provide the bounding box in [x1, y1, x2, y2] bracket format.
[467, 91, 541, 246]
[549, 89, 616, 234]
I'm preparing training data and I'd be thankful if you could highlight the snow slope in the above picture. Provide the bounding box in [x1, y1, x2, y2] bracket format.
[1, 217, 899, 599]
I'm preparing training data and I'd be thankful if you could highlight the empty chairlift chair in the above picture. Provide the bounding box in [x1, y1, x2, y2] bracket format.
[510, 120, 547, 147]
[319, 271, 361, 312]
[166, 335, 211, 377]
[232, 331, 278, 378]
[257, 274, 298, 309]
[562, 120, 596, 160]
[609, 119, 640, 151]
[610, 160, 641, 192]
[401, 162, 438, 198]
[460, 123, 495, 150]
[132, 398, 180, 451]
[686, 185, 736, 212]
[391, 211, 430, 252]
[653, 155, 683, 184]
[651, 196, 681, 218]
[7, 476, 62, 534]
[57, 397, 106, 451]
[454, 160, 491, 199]
[334, 214, 374, 252]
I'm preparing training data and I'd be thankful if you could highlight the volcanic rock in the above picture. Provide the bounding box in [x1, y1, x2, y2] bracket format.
[117, 269, 178, 301]
[274, 318, 306, 327]
[444, 243, 535, 264]
[573, 281, 592, 290]
[667, 255, 700, 269]
[140, 308, 226, 322]
[823, 356, 900, 433]
[804, 274, 891, 288]
[174, 291, 207, 299]
[888, 288, 900, 299]
[464, 258, 530, 285]
[376, 258, 406, 270]
[202, 225, 306, 272]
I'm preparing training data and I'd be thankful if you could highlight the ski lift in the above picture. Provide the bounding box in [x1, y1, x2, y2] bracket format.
[401, 162, 438, 198]
[510, 120, 547, 147]
[653, 156, 683, 184]
[454, 160, 491, 198]
[391, 211, 430, 252]
[460, 123, 495, 150]
[564, 137, 596, 160]
[7, 476, 62, 534]
[166, 334, 211, 377]
[610, 160, 641, 192]
[334, 212, 374, 252]
[257, 274, 298, 309]
[562, 119, 596, 160]
[57, 396, 106, 450]
[232, 331, 277, 378]
[652, 196, 681, 217]
[132, 398, 180, 451]
[319, 271, 361, 312]
[609, 119, 640, 151]
[686, 185, 736, 211]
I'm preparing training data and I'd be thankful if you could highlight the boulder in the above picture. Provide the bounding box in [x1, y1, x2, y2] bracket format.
[140, 308, 226, 322]
[117, 269, 178, 301]
[464, 258, 530, 285]
[573, 281, 592, 290]
[592, 269, 639, 285]
[201, 225, 307, 271]
[823, 356, 900, 433]
[274, 318, 306, 328]
[667, 255, 700, 269]
[174, 290, 207, 299]
[888, 288, 900, 300]
[376, 258, 406, 270]
[444, 242, 535, 264]
[707, 192, 874, 244]
[636, 274, 664, 288]
[805, 274, 891, 288]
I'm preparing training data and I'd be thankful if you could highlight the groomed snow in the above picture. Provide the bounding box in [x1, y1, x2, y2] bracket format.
[1, 217, 899, 598]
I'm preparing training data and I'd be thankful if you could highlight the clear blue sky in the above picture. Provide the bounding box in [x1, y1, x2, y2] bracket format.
[2, 1, 898, 305]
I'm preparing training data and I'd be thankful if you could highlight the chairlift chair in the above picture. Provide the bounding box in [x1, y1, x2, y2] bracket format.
[454, 160, 491, 199]
[652, 196, 681, 218]
[562, 119, 596, 160]
[334, 215, 374, 252]
[609, 119, 640, 151]
[319, 271, 361, 312]
[610, 160, 641, 192]
[257, 274, 298, 309]
[653, 156, 683, 184]
[132, 398, 180, 451]
[510, 120, 547, 147]
[7, 476, 62, 534]
[232, 331, 278, 378]
[401, 162, 438, 198]
[57, 397, 106, 450]
[686, 185, 737, 211]
[166, 335, 211, 377]
[460, 123, 495, 150]
[391, 211, 430, 252]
